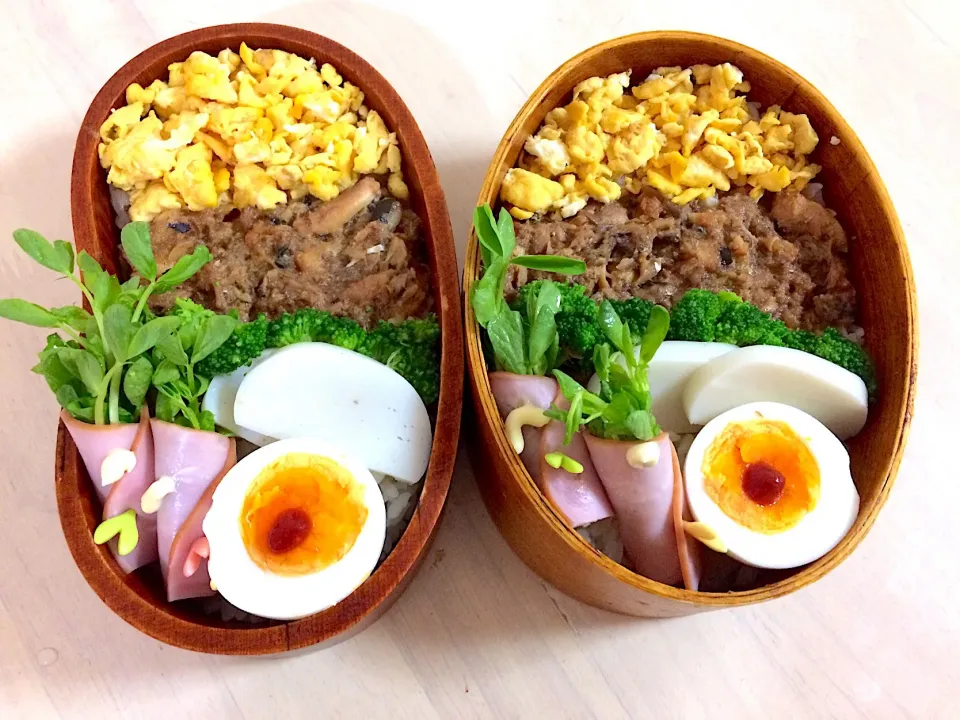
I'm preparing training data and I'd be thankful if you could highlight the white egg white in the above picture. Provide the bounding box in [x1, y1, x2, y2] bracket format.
[684, 402, 860, 570]
[203, 437, 386, 621]
[232, 343, 432, 484]
[586, 341, 738, 434]
[682, 345, 868, 439]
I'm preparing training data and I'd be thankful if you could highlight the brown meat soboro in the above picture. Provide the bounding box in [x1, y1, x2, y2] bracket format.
[506, 189, 857, 332]
[145, 178, 432, 328]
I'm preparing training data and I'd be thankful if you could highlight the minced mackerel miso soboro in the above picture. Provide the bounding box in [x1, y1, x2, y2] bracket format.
[473, 63, 870, 591]
[0, 44, 439, 621]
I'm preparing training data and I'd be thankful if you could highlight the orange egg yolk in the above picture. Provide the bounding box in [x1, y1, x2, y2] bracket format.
[240, 453, 367, 576]
[702, 419, 820, 534]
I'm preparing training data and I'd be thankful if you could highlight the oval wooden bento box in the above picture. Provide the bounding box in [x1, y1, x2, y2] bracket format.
[63, 23, 463, 653]
[463, 32, 917, 617]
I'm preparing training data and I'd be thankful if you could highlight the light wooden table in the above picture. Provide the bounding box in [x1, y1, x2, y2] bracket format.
[1, 1, 956, 718]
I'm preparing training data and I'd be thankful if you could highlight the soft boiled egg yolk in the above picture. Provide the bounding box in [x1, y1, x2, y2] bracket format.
[702, 418, 820, 534]
[240, 453, 367, 576]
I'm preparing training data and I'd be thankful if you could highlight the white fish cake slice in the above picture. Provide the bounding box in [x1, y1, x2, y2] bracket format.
[234, 343, 432, 483]
[682, 346, 868, 440]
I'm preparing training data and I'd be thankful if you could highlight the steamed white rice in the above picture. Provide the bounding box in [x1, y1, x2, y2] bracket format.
[374, 472, 422, 563]
[578, 517, 624, 564]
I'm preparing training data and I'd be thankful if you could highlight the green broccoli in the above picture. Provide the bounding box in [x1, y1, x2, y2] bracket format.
[518, 285, 656, 360]
[510, 281, 538, 312]
[170, 299, 269, 378]
[558, 285, 599, 318]
[265, 309, 441, 403]
[665, 289, 727, 341]
[170, 297, 213, 333]
[360, 315, 441, 403]
[514, 282, 604, 360]
[379, 346, 440, 404]
[714, 300, 790, 346]
[555, 312, 604, 356]
[267, 309, 369, 351]
[609, 297, 654, 338]
[783, 329, 819, 354]
[513, 280, 597, 317]
[265, 308, 321, 348]
[373, 314, 441, 348]
[510, 283, 878, 397]
[325, 316, 367, 352]
[196, 314, 268, 377]
[812, 327, 876, 395]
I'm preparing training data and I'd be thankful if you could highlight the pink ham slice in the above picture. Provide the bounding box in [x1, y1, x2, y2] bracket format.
[669, 441, 702, 591]
[488, 372, 558, 484]
[60, 407, 158, 573]
[151, 419, 236, 602]
[583, 432, 701, 590]
[538, 389, 613, 527]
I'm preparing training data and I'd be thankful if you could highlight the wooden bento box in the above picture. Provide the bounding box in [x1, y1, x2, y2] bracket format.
[63, 23, 463, 653]
[463, 31, 916, 617]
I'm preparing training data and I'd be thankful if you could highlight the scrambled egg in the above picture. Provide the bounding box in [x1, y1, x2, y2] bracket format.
[98, 44, 407, 221]
[502, 64, 821, 218]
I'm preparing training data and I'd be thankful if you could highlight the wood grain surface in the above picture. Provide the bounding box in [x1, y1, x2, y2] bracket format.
[0, 0, 957, 718]
[464, 31, 916, 616]
[65, 22, 463, 655]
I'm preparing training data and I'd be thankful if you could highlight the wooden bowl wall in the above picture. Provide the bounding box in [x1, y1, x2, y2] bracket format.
[463, 31, 917, 617]
[66, 23, 463, 653]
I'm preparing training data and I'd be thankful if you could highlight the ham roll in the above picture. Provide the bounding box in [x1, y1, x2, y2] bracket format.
[584, 432, 701, 590]
[488, 372, 557, 484]
[150, 420, 236, 602]
[538, 388, 613, 528]
[61, 407, 158, 573]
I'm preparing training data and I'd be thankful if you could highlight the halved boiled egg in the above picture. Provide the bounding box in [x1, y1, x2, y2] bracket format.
[203, 438, 385, 620]
[684, 402, 859, 569]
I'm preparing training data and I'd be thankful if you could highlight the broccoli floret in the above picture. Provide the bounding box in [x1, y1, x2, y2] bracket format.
[171, 299, 269, 377]
[516, 282, 604, 359]
[558, 285, 599, 318]
[510, 283, 878, 398]
[374, 314, 441, 349]
[403, 316, 442, 345]
[196, 314, 268, 377]
[382, 347, 440, 404]
[783, 329, 819, 354]
[555, 312, 603, 356]
[510, 281, 538, 312]
[170, 297, 213, 338]
[265, 308, 321, 348]
[360, 315, 441, 403]
[516, 284, 653, 359]
[813, 327, 877, 395]
[308, 313, 365, 351]
[714, 301, 790, 346]
[609, 297, 654, 338]
[331, 322, 366, 351]
[267, 308, 373, 352]
[665, 289, 727, 341]
[267, 310, 441, 402]
[513, 280, 598, 318]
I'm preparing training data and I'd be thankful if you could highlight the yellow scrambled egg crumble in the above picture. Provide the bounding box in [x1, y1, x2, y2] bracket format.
[502, 64, 821, 219]
[98, 44, 407, 221]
